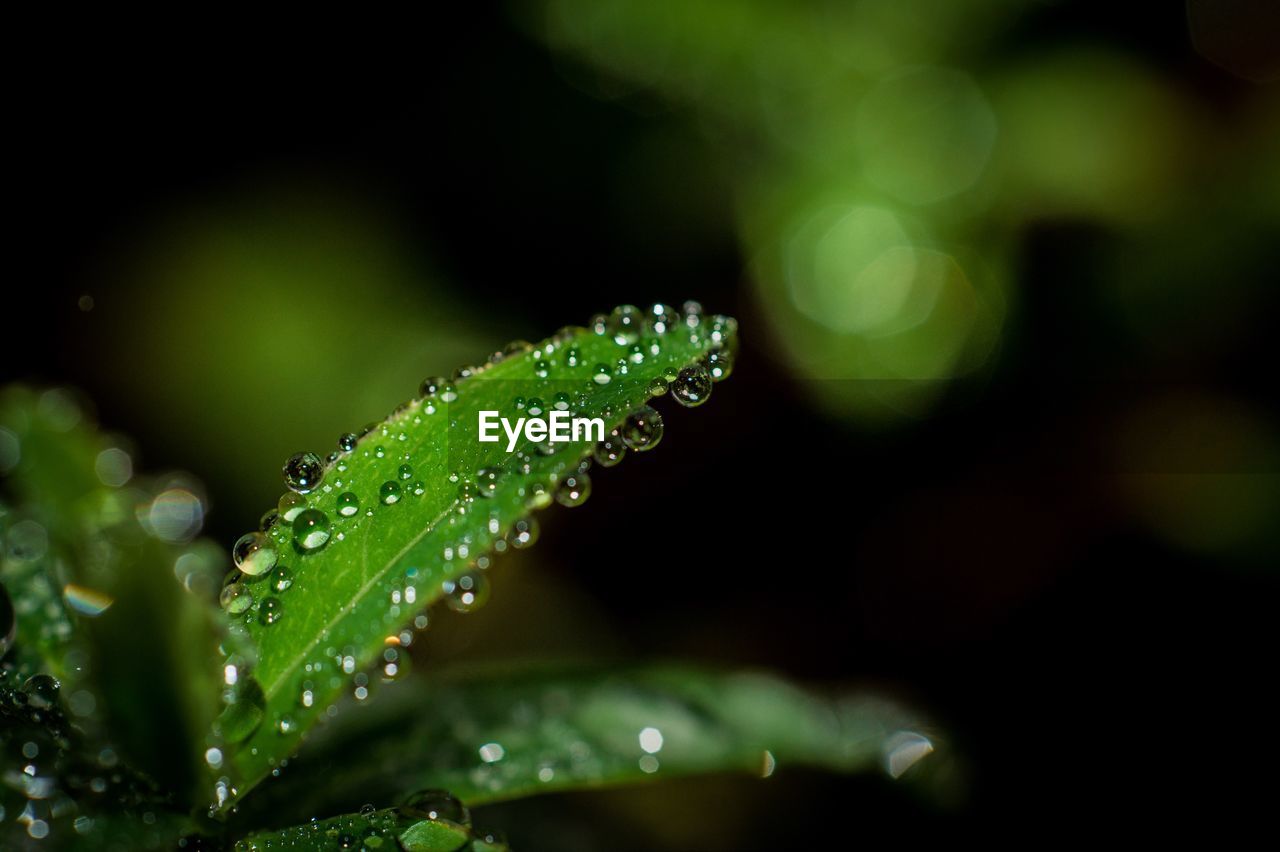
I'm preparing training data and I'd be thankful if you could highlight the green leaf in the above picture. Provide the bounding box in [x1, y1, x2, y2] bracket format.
[0, 386, 227, 805]
[233, 800, 501, 852]
[216, 304, 735, 812]
[232, 663, 933, 830]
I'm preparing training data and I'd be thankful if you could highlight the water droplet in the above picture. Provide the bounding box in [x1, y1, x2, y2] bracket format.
[621, 405, 664, 451]
[589, 313, 608, 335]
[509, 518, 539, 549]
[276, 714, 296, 735]
[607, 304, 642, 345]
[439, 384, 459, 403]
[411, 481, 425, 497]
[453, 364, 478, 381]
[22, 674, 60, 709]
[278, 492, 307, 523]
[648, 303, 678, 334]
[682, 300, 704, 327]
[457, 480, 477, 503]
[476, 468, 500, 498]
[706, 347, 734, 381]
[593, 364, 612, 385]
[671, 364, 712, 407]
[217, 677, 266, 743]
[555, 472, 592, 507]
[271, 565, 293, 593]
[533, 360, 551, 379]
[338, 432, 358, 453]
[380, 481, 402, 505]
[565, 346, 582, 367]
[398, 464, 414, 481]
[628, 344, 645, 364]
[552, 392, 571, 411]
[337, 491, 360, 518]
[220, 582, 253, 615]
[419, 376, 445, 398]
[233, 532, 278, 576]
[399, 788, 471, 823]
[527, 397, 545, 417]
[594, 428, 628, 467]
[443, 572, 490, 613]
[259, 597, 283, 625]
[647, 378, 668, 397]
[292, 509, 332, 552]
[282, 452, 324, 493]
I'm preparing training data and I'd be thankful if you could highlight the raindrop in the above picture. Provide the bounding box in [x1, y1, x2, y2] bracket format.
[292, 509, 332, 553]
[647, 378, 668, 397]
[338, 433, 358, 453]
[706, 348, 734, 381]
[607, 304, 642, 345]
[509, 518, 539, 549]
[398, 464, 414, 481]
[337, 492, 360, 518]
[259, 597, 283, 625]
[282, 452, 324, 493]
[533, 360, 551, 379]
[589, 313, 608, 335]
[419, 377, 445, 398]
[443, 572, 490, 613]
[276, 715, 296, 735]
[594, 428, 627, 467]
[380, 481, 402, 505]
[22, 674, 60, 710]
[593, 364, 613, 385]
[400, 789, 470, 826]
[671, 364, 712, 407]
[439, 384, 459, 403]
[621, 406, 664, 452]
[271, 566, 293, 593]
[682, 300, 703, 327]
[220, 583, 253, 615]
[476, 468, 500, 498]
[278, 492, 307, 523]
[233, 532, 278, 577]
[565, 346, 581, 368]
[649, 303, 678, 334]
[555, 472, 592, 507]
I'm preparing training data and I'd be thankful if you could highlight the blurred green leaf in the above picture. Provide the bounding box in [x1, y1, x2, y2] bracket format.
[218, 306, 735, 813]
[0, 386, 226, 806]
[233, 663, 932, 831]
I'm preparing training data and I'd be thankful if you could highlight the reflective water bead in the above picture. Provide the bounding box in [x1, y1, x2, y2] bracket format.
[506, 514, 537, 547]
[649, 303, 678, 334]
[338, 432, 358, 453]
[439, 384, 458, 403]
[593, 364, 613, 385]
[533, 359, 551, 379]
[621, 405, 664, 451]
[629, 344, 646, 364]
[398, 464, 414, 481]
[337, 491, 360, 518]
[292, 509, 332, 552]
[23, 674, 61, 709]
[220, 582, 253, 615]
[282, 451, 324, 493]
[380, 481, 402, 505]
[671, 364, 712, 407]
[476, 467, 500, 498]
[555, 472, 592, 507]
[526, 397, 545, 417]
[565, 346, 581, 368]
[589, 313, 608, 335]
[278, 492, 307, 523]
[259, 597, 283, 625]
[412, 481, 425, 497]
[443, 573, 490, 614]
[271, 565, 293, 593]
[594, 428, 628, 467]
[647, 377, 668, 397]
[419, 376, 445, 398]
[608, 304, 642, 345]
[552, 392, 571, 411]
[401, 789, 470, 826]
[706, 347, 734, 381]
[682, 300, 703, 327]
[232, 532, 278, 576]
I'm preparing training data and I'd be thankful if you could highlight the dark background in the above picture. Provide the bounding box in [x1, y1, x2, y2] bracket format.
[5, 3, 1278, 845]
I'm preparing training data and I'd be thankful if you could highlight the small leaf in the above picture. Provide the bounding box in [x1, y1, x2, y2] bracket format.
[216, 305, 736, 811]
[232, 664, 933, 829]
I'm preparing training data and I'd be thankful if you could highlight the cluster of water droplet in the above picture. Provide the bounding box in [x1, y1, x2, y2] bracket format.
[231, 791, 507, 852]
